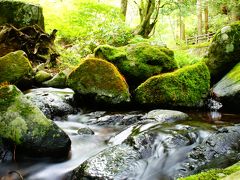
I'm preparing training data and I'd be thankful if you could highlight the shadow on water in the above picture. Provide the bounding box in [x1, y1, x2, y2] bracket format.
[0, 110, 240, 180]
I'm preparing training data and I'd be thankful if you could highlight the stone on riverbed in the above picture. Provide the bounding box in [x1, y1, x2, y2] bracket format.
[70, 144, 141, 179]
[67, 58, 130, 105]
[0, 85, 71, 157]
[175, 126, 240, 179]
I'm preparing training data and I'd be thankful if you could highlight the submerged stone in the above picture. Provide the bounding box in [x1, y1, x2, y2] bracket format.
[67, 58, 130, 105]
[0, 85, 71, 156]
[206, 22, 240, 83]
[135, 62, 210, 108]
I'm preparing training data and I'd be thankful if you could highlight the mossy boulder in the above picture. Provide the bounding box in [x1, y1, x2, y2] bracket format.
[0, 0, 44, 29]
[0, 50, 33, 84]
[0, 85, 71, 156]
[43, 69, 72, 88]
[206, 22, 240, 83]
[135, 62, 210, 108]
[67, 58, 130, 105]
[94, 43, 178, 88]
[213, 62, 240, 112]
[35, 70, 52, 84]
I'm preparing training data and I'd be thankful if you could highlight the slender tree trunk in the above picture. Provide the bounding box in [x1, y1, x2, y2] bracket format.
[121, 0, 128, 21]
[204, 0, 209, 34]
[197, 0, 202, 35]
[180, 19, 185, 41]
[134, 0, 160, 38]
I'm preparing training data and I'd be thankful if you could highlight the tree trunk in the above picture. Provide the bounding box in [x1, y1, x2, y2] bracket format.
[121, 0, 128, 21]
[134, 0, 160, 38]
[180, 19, 185, 41]
[204, 0, 209, 34]
[197, 0, 202, 35]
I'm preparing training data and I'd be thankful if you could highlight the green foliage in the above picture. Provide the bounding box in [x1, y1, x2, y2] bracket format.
[175, 49, 202, 68]
[20, 0, 133, 65]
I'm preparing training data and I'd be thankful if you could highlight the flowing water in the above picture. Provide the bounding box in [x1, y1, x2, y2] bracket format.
[0, 110, 240, 180]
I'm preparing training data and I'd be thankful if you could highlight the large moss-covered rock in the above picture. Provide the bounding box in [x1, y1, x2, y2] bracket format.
[206, 22, 240, 83]
[67, 58, 130, 105]
[135, 62, 210, 108]
[213, 62, 240, 112]
[0, 50, 33, 84]
[0, 0, 44, 29]
[94, 43, 178, 88]
[0, 85, 71, 156]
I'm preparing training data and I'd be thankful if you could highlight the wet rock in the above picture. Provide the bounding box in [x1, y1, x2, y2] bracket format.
[0, 0, 44, 29]
[135, 62, 210, 108]
[67, 58, 130, 105]
[70, 144, 141, 179]
[0, 138, 13, 163]
[175, 125, 240, 178]
[77, 127, 94, 135]
[0, 50, 33, 84]
[74, 111, 144, 126]
[24, 88, 75, 119]
[94, 43, 177, 88]
[206, 22, 240, 83]
[0, 85, 71, 157]
[213, 62, 240, 112]
[143, 109, 189, 123]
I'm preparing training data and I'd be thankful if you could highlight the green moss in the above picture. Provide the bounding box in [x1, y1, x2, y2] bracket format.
[0, 50, 33, 84]
[179, 161, 240, 180]
[0, 85, 54, 144]
[206, 22, 240, 83]
[35, 70, 52, 83]
[94, 43, 178, 87]
[94, 45, 127, 62]
[225, 62, 240, 81]
[135, 62, 210, 107]
[67, 58, 130, 104]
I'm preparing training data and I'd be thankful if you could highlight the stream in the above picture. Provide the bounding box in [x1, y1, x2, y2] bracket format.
[0, 88, 240, 180]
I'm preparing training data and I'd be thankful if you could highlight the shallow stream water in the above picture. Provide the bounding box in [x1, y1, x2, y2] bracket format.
[0, 110, 240, 180]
